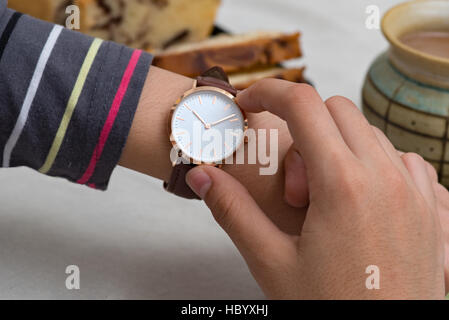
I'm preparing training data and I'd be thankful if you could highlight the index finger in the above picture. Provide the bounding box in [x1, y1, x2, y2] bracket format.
[236, 79, 351, 173]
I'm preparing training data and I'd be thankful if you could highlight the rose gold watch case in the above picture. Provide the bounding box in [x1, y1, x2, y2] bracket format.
[168, 85, 248, 167]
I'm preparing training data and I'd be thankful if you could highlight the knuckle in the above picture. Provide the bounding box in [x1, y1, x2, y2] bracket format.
[338, 168, 368, 198]
[328, 148, 352, 169]
[387, 169, 407, 191]
[256, 77, 277, 87]
[252, 78, 278, 94]
[285, 83, 316, 105]
[327, 162, 368, 202]
[384, 169, 411, 204]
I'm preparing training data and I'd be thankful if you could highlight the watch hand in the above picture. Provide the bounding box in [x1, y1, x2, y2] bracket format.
[191, 109, 210, 129]
[211, 114, 236, 127]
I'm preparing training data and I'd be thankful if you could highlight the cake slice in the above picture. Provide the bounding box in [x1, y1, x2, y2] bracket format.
[229, 66, 306, 90]
[8, 0, 70, 22]
[152, 31, 302, 77]
[8, 0, 221, 50]
[76, 0, 221, 50]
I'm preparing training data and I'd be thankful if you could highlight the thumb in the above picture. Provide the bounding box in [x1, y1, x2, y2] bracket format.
[186, 166, 290, 262]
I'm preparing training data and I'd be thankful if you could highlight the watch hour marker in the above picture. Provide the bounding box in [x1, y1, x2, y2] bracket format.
[229, 118, 239, 122]
[176, 117, 185, 121]
[176, 131, 186, 135]
[224, 104, 230, 111]
[198, 96, 203, 104]
[212, 96, 217, 105]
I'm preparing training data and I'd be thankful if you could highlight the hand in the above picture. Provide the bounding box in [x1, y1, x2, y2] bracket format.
[398, 151, 449, 293]
[191, 108, 210, 129]
[433, 171, 449, 292]
[186, 79, 446, 299]
[283, 125, 449, 292]
[121, 66, 305, 237]
[210, 114, 236, 127]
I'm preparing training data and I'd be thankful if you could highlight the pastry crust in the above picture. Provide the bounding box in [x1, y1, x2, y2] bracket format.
[152, 32, 302, 77]
[229, 67, 306, 90]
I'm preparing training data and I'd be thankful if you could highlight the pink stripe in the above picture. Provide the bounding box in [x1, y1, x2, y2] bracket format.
[77, 50, 142, 185]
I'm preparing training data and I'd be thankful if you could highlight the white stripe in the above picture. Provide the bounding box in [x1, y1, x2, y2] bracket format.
[2, 25, 63, 167]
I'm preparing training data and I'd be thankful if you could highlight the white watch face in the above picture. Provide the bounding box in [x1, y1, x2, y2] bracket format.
[171, 89, 246, 163]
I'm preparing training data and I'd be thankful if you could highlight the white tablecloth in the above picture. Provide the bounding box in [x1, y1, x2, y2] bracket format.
[0, 0, 404, 299]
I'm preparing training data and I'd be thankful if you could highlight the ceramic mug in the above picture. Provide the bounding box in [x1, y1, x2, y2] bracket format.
[362, 0, 449, 186]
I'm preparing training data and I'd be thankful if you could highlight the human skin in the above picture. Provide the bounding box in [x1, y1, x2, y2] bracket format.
[119, 66, 303, 235]
[119, 67, 449, 297]
[186, 79, 446, 299]
[283, 128, 449, 293]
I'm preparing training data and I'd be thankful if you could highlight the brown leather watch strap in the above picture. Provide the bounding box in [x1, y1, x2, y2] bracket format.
[197, 76, 238, 96]
[164, 66, 237, 200]
[163, 163, 199, 199]
[197, 66, 238, 96]
[199, 66, 230, 82]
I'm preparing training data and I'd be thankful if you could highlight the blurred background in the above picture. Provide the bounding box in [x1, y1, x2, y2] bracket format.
[0, 0, 404, 299]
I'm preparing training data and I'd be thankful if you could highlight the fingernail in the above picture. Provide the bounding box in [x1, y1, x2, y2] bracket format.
[235, 89, 247, 102]
[186, 169, 212, 199]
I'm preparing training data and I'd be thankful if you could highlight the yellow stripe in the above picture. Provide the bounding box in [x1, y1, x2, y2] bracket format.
[39, 38, 103, 174]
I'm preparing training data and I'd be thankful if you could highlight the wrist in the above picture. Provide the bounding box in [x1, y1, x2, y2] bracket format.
[119, 66, 305, 235]
[119, 66, 195, 181]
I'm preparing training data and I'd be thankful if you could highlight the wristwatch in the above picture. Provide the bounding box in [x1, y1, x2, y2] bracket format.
[164, 66, 248, 199]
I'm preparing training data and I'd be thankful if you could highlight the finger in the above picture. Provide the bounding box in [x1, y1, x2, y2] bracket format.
[375, 128, 441, 192]
[397, 147, 439, 184]
[434, 183, 449, 292]
[442, 239, 449, 294]
[236, 79, 351, 177]
[186, 166, 293, 262]
[425, 161, 439, 183]
[375, 129, 439, 185]
[325, 96, 387, 162]
[401, 153, 437, 211]
[371, 126, 411, 178]
[284, 145, 309, 208]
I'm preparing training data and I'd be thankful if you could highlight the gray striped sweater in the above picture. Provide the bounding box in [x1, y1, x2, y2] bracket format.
[0, 0, 153, 190]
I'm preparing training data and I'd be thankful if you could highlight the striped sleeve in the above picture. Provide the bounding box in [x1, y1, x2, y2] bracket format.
[0, 0, 5, 17]
[0, 7, 153, 190]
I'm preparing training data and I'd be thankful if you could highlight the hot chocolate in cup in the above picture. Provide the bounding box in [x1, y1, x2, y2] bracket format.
[382, 0, 449, 89]
[400, 31, 449, 61]
[362, 0, 449, 186]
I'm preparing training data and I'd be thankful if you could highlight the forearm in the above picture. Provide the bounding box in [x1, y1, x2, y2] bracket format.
[0, 7, 151, 189]
[119, 66, 305, 234]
